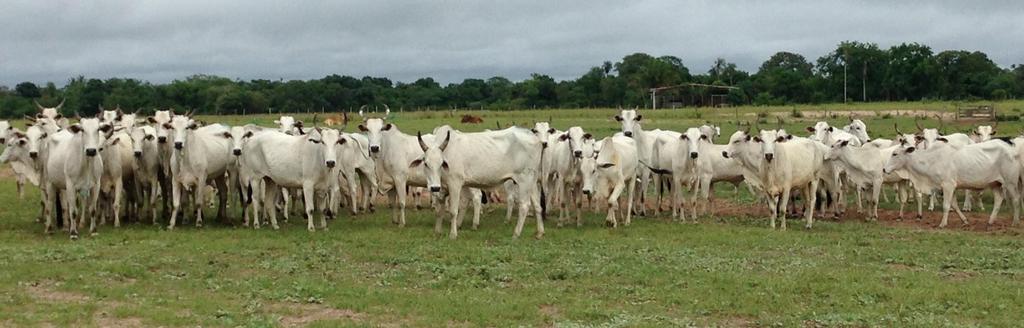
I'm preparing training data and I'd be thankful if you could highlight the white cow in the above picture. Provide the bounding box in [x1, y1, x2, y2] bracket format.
[807, 121, 862, 146]
[275, 116, 305, 135]
[32, 100, 69, 128]
[616, 108, 675, 216]
[335, 132, 379, 215]
[884, 140, 1020, 227]
[97, 129, 134, 227]
[224, 124, 268, 226]
[729, 130, 825, 229]
[43, 118, 110, 238]
[241, 129, 340, 231]
[579, 135, 638, 227]
[0, 129, 41, 200]
[417, 126, 544, 239]
[542, 126, 592, 226]
[165, 116, 233, 229]
[128, 126, 162, 223]
[826, 140, 919, 220]
[970, 124, 996, 143]
[686, 128, 747, 219]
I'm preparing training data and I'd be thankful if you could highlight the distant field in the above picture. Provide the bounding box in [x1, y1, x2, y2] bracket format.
[3, 101, 1024, 327]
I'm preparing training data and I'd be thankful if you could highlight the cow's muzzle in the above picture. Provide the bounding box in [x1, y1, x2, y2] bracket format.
[690, 152, 698, 159]
[233, 149, 242, 156]
[370, 145, 380, 153]
[29, 151, 38, 159]
[764, 153, 774, 162]
[158, 136, 167, 143]
[574, 150, 582, 158]
[325, 160, 336, 168]
[134, 151, 142, 158]
[429, 186, 441, 193]
[542, 142, 548, 149]
[85, 148, 97, 157]
[174, 142, 183, 150]
[623, 131, 633, 137]
[582, 189, 592, 196]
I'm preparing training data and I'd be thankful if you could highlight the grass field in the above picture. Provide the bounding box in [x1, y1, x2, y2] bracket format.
[3, 101, 1024, 327]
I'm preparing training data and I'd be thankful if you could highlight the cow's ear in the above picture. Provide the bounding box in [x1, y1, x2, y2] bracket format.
[69, 124, 82, 133]
[148, 117, 157, 123]
[144, 134, 154, 140]
[99, 124, 112, 133]
[442, 161, 449, 170]
[294, 121, 304, 128]
[806, 126, 815, 132]
[337, 137, 347, 145]
[548, 128, 556, 134]
[614, 115, 623, 122]
[54, 114, 63, 120]
[826, 126, 834, 132]
[786, 135, 793, 140]
[382, 123, 393, 131]
[906, 146, 916, 153]
[409, 159, 423, 167]
[915, 135, 925, 142]
[358, 124, 367, 132]
[700, 134, 708, 140]
[753, 137, 762, 143]
[598, 163, 615, 168]
[839, 140, 849, 147]
[936, 137, 948, 143]
[221, 132, 232, 139]
[531, 128, 538, 133]
[18, 139, 27, 146]
[187, 123, 198, 130]
[775, 136, 787, 143]
[110, 138, 121, 146]
[162, 123, 172, 130]
[680, 134, 689, 140]
[558, 134, 569, 141]
[635, 115, 642, 121]
[244, 131, 254, 138]
[583, 133, 592, 140]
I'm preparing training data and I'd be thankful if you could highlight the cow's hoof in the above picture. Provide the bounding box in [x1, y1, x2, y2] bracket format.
[166, 225, 175, 231]
[272, 225, 280, 230]
[448, 234, 458, 240]
[70, 234, 79, 240]
[472, 225, 479, 231]
[91, 232, 99, 237]
[916, 215, 923, 221]
[534, 233, 544, 240]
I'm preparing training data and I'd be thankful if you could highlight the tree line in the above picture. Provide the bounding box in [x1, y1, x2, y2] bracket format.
[2, 41, 1023, 118]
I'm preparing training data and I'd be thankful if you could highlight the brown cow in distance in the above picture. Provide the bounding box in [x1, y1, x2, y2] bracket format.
[461, 114, 484, 124]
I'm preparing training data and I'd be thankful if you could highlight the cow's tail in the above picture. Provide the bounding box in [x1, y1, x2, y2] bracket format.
[638, 160, 672, 175]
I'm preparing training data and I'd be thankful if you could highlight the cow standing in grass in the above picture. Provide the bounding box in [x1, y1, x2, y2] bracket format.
[579, 135, 638, 228]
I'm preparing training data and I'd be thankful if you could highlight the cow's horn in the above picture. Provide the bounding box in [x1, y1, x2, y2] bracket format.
[439, 131, 451, 151]
[417, 131, 428, 152]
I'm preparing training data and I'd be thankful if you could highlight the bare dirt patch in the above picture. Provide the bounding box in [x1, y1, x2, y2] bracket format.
[22, 280, 90, 303]
[94, 312, 144, 328]
[273, 302, 366, 327]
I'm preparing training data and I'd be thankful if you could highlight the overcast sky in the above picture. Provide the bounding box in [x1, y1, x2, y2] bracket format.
[2, 0, 1022, 87]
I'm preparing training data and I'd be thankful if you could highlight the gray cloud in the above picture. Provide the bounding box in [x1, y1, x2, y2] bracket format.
[2, 0, 1022, 86]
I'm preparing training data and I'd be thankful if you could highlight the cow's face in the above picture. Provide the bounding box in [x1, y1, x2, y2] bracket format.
[843, 119, 869, 142]
[0, 121, 11, 145]
[275, 116, 303, 135]
[974, 125, 994, 141]
[119, 113, 138, 130]
[359, 118, 391, 156]
[531, 122, 556, 148]
[895, 133, 919, 147]
[101, 110, 120, 125]
[24, 125, 49, 160]
[226, 126, 255, 156]
[128, 127, 155, 158]
[825, 139, 851, 161]
[699, 125, 720, 142]
[724, 131, 749, 160]
[166, 115, 197, 151]
[412, 131, 449, 193]
[579, 154, 598, 195]
[919, 128, 940, 148]
[0, 132, 27, 163]
[883, 142, 916, 174]
[149, 110, 173, 144]
[578, 138, 598, 160]
[561, 127, 591, 158]
[615, 109, 641, 137]
[806, 121, 831, 141]
[757, 130, 787, 163]
[69, 118, 110, 157]
[307, 128, 341, 169]
[680, 128, 705, 159]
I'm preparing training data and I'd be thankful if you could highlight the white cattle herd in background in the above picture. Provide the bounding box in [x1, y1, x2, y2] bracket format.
[0, 101, 1020, 240]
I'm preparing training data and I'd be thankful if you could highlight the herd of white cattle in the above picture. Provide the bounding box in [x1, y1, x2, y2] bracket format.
[1, 102, 1021, 240]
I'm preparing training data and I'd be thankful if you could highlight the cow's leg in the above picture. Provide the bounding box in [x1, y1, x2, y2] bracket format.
[348, 171, 360, 215]
[951, 191, 969, 226]
[394, 179, 408, 228]
[111, 179, 123, 228]
[805, 181, 818, 229]
[779, 188, 791, 230]
[964, 190, 974, 212]
[215, 177, 228, 223]
[251, 179, 263, 229]
[939, 188, 954, 228]
[64, 187, 77, 238]
[448, 185, 463, 239]
[1010, 182, 1022, 225]
[916, 192, 924, 220]
[636, 170, 649, 216]
[767, 193, 778, 229]
[471, 188, 482, 230]
[530, 179, 545, 239]
[672, 174, 685, 221]
[194, 178, 207, 228]
[988, 187, 1004, 225]
[571, 185, 583, 227]
[870, 182, 882, 221]
[606, 179, 625, 227]
[265, 182, 281, 230]
[44, 184, 56, 234]
[168, 181, 181, 230]
[929, 192, 936, 211]
[149, 181, 160, 225]
[302, 183, 317, 232]
[16, 176, 24, 200]
[88, 185, 101, 235]
[622, 173, 630, 224]
[699, 175, 712, 218]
